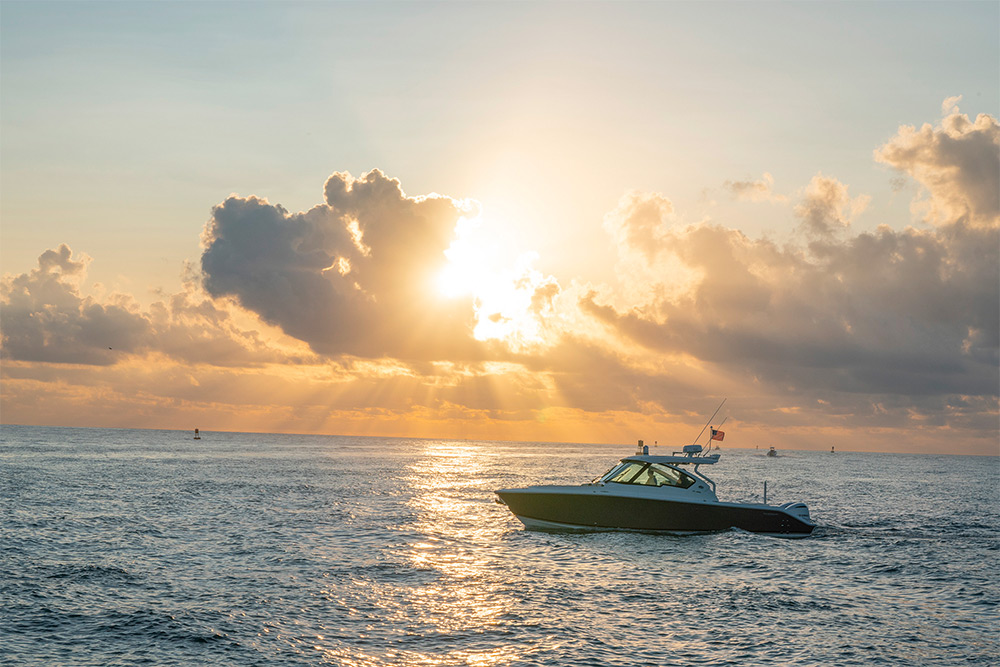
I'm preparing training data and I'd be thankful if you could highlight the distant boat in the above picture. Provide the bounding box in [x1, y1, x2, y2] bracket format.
[767, 447, 777, 457]
[194, 428, 201, 440]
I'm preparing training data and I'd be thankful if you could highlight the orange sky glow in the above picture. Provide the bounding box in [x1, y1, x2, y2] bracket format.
[2, 4, 998, 456]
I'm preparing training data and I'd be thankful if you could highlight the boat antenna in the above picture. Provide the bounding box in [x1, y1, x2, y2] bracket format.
[692, 398, 727, 445]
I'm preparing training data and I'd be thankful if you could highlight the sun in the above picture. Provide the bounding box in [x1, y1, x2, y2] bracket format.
[435, 216, 489, 298]
[435, 214, 554, 349]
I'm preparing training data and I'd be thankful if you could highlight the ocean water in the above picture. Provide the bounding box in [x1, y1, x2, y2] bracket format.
[1, 425, 997, 666]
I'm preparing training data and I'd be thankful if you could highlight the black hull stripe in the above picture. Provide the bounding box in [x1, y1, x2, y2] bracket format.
[497, 490, 814, 535]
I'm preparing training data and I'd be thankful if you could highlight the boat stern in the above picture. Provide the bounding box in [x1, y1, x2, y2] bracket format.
[778, 501, 813, 524]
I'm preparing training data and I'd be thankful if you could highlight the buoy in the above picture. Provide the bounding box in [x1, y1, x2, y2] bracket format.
[194, 428, 201, 440]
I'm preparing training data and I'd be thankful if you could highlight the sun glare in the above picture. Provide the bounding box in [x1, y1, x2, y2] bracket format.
[436, 214, 553, 349]
[437, 216, 488, 298]
[471, 251, 547, 346]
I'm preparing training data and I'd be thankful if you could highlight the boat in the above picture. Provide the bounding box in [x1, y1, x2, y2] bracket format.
[495, 442, 815, 538]
[766, 447, 777, 457]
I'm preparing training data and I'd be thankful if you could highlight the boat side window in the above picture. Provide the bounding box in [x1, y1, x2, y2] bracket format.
[650, 464, 697, 489]
[606, 462, 647, 484]
[638, 466, 671, 486]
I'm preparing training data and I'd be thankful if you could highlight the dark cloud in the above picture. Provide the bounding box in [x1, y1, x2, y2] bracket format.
[200, 169, 484, 360]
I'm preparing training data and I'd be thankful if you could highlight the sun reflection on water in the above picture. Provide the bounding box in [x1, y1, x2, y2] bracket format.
[393, 440, 521, 664]
[284, 438, 571, 665]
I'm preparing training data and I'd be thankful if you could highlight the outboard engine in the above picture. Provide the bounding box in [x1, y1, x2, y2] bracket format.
[779, 502, 812, 522]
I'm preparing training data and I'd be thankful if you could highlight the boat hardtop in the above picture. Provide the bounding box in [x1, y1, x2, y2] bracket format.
[619, 453, 720, 466]
[617, 443, 719, 465]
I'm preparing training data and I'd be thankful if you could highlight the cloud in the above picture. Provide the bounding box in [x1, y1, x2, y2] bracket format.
[794, 174, 871, 238]
[580, 184, 998, 415]
[200, 169, 485, 360]
[0, 245, 150, 365]
[577, 101, 997, 434]
[724, 172, 788, 203]
[1, 246, 308, 367]
[602, 190, 675, 266]
[3, 101, 996, 454]
[874, 96, 1000, 227]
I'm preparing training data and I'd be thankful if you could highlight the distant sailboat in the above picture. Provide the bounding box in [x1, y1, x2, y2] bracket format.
[194, 428, 201, 440]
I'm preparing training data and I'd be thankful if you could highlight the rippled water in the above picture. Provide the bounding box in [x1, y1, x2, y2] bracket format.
[2, 425, 997, 666]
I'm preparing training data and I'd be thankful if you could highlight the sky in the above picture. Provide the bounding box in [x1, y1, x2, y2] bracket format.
[1, 1, 998, 455]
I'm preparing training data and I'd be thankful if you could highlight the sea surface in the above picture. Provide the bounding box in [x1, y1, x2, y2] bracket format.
[2, 425, 997, 666]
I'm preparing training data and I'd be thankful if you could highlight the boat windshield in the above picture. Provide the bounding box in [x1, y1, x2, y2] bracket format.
[603, 462, 696, 489]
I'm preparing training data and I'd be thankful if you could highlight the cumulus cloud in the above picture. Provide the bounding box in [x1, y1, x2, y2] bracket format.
[581, 173, 997, 418]
[0, 245, 149, 365]
[602, 190, 674, 266]
[597, 189, 706, 308]
[576, 100, 997, 430]
[724, 172, 787, 203]
[0, 246, 306, 367]
[875, 96, 1000, 227]
[794, 174, 871, 238]
[200, 169, 485, 360]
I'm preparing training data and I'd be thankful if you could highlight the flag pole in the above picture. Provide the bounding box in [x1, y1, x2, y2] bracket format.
[707, 416, 728, 452]
[693, 398, 727, 445]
